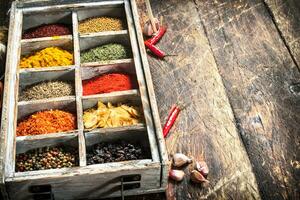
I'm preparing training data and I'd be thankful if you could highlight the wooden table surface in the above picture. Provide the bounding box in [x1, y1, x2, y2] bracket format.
[0, 0, 299, 200]
[132, 0, 300, 199]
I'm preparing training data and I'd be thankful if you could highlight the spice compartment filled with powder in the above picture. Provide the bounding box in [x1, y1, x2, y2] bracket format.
[1, 1, 168, 200]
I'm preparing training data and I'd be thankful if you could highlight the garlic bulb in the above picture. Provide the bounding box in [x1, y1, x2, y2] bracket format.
[169, 169, 185, 182]
[172, 153, 192, 167]
[143, 18, 160, 37]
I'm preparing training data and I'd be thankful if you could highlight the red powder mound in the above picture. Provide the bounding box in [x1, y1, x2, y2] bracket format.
[82, 73, 137, 96]
[23, 24, 71, 39]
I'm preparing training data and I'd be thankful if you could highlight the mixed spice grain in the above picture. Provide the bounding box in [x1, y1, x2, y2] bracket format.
[19, 81, 74, 101]
[17, 110, 76, 136]
[16, 146, 78, 172]
[19, 47, 73, 69]
[79, 16, 125, 34]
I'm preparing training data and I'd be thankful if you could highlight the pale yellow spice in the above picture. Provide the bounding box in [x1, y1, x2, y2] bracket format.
[79, 17, 124, 34]
[19, 47, 73, 69]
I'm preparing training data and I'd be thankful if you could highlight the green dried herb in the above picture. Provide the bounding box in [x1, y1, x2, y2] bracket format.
[19, 81, 74, 101]
[80, 43, 131, 63]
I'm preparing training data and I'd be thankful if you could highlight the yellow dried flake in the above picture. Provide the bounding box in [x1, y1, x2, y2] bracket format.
[83, 101, 142, 129]
[19, 47, 73, 69]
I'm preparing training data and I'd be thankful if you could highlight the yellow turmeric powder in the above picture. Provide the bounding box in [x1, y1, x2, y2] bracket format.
[19, 47, 73, 69]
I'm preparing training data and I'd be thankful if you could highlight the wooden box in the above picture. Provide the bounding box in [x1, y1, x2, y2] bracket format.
[0, 1, 169, 199]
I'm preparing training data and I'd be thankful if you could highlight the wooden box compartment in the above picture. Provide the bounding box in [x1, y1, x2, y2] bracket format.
[0, 1, 169, 200]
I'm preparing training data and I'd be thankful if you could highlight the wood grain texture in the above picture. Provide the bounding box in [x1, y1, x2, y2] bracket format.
[196, 0, 300, 199]
[137, 0, 261, 199]
[264, 0, 300, 67]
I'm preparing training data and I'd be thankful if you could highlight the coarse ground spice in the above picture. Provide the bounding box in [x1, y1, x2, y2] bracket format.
[80, 43, 131, 63]
[17, 110, 76, 136]
[16, 146, 78, 172]
[79, 17, 124, 34]
[82, 73, 136, 96]
[19, 47, 73, 69]
[19, 81, 74, 101]
[23, 24, 71, 39]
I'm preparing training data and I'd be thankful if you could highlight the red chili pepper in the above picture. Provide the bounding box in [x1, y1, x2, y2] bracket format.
[163, 105, 181, 138]
[146, 26, 167, 45]
[144, 40, 165, 59]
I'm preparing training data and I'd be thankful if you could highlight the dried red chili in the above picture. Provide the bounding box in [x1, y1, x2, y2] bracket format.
[82, 73, 137, 96]
[144, 40, 166, 59]
[17, 110, 76, 136]
[22, 24, 71, 39]
[163, 105, 181, 138]
[146, 26, 167, 45]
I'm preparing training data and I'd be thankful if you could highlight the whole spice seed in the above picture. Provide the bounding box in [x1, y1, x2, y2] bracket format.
[82, 73, 137, 96]
[19, 81, 74, 101]
[87, 141, 143, 165]
[83, 101, 142, 129]
[23, 24, 71, 39]
[19, 47, 73, 69]
[79, 16, 125, 34]
[17, 109, 76, 136]
[16, 146, 78, 172]
[80, 43, 131, 63]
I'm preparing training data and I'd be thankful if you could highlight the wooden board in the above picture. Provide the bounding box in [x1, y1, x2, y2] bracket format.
[264, 0, 300, 67]
[136, 0, 261, 199]
[196, 0, 300, 199]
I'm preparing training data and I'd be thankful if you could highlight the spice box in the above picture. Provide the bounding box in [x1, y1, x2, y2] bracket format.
[0, 0, 168, 199]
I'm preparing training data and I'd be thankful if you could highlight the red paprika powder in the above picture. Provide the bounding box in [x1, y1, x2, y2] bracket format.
[23, 24, 71, 39]
[82, 73, 137, 96]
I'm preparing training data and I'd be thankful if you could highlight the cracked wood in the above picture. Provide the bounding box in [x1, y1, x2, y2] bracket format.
[196, 0, 300, 199]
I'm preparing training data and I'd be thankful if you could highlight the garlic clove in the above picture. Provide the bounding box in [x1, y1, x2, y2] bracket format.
[143, 18, 160, 37]
[190, 170, 209, 184]
[169, 169, 185, 182]
[172, 153, 192, 167]
[195, 161, 209, 176]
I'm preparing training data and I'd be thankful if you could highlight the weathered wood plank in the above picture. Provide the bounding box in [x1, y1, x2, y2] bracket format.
[196, 0, 300, 199]
[264, 0, 300, 67]
[137, 0, 261, 199]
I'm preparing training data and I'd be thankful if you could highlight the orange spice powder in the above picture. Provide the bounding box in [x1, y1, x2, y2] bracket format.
[17, 110, 76, 136]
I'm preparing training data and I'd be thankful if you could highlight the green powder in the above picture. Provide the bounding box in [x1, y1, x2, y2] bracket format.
[80, 43, 131, 63]
[19, 81, 74, 101]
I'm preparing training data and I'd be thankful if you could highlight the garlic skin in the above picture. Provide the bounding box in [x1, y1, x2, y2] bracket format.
[169, 169, 185, 182]
[172, 153, 192, 167]
[190, 170, 209, 184]
[195, 161, 209, 176]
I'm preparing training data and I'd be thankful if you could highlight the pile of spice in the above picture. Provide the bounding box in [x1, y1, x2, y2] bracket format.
[83, 101, 142, 129]
[80, 43, 131, 63]
[79, 17, 124, 34]
[17, 110, 76, 136]
[16, 146, 78, 172]
[19, 47, 73, 69]
[19, 81, 74, 101]
[23, 24, 71, 39]
[87, 141, 143, 165]
[83, 73, 136, 96]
